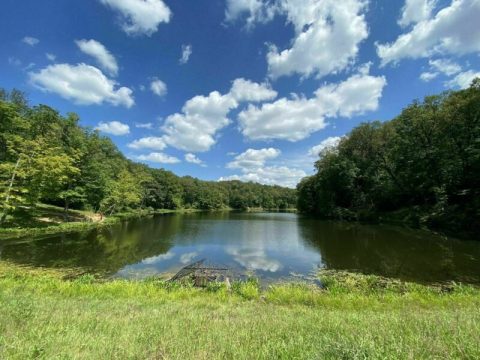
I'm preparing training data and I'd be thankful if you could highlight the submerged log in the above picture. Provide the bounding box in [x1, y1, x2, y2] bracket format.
[169, 259, 229, 287]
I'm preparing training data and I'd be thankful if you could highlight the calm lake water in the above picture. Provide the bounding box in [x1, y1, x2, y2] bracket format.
[1, 212, 479, 284]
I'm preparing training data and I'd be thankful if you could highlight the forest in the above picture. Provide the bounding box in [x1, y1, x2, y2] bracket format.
[297, 79, 480, 235]
[0, 88, 296, 226]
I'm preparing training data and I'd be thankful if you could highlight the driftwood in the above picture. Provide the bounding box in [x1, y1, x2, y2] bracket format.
[169, 259, 230, 287]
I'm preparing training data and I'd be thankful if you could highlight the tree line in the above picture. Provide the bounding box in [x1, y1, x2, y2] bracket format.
[297, 80, 480, 235]
[0, 89, 296, 224]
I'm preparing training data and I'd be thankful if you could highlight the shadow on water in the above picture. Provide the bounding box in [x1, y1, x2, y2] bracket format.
[297, 216, 480, 284]
[1, 212, 479, 284]
[0, 214, 183, 274]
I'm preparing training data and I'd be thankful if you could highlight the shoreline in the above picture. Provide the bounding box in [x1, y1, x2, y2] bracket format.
[0, 207, 298, 240]
[0, 208, 202, 240]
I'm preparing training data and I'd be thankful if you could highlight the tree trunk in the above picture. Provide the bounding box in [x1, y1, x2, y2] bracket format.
[64, 198, 69, 221]
[0, 158, 21, 225]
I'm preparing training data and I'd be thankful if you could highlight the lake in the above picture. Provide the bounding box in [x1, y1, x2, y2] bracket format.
[1, 212, 479, 284]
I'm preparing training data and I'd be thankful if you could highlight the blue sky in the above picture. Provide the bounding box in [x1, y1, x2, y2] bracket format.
[1, 0, 479, 187]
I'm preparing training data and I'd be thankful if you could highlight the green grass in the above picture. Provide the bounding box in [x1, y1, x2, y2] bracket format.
[0, 263, 479, 359]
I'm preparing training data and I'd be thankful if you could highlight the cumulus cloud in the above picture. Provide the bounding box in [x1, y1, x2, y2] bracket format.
[219, 167, 306, 188]
[96, 121, 130, 135]
[224, 0, 277, 28]
[308, 136, 342, 157]
[161, 78, 276, 152]
[420, 71, 438, 82]
[398, 0, 437, 28]
[238, 71, 386, 141]
[185, 153, 205, 166]
[150, 78, 167, 97]
[179, 44, 192, 64]
[446, 70, 480, 89]
[377, 0, 480, 65]
[229, 78, 277, 102]
[267, 0, 368, 79]
[429, 58, 462, 76]
[224, 0, 368, 80]
[128, 136, 166, 150]
[221, 147, 306, 188]
[22, 36, 39, 46]
[100, 0, 171, 36]
[162, 91, 236, 152]
[227, 148, 280, 170]
[75, 39, 119, 76]
[29, 63, 134, 107]
[418, 58, 480, 88]
[136, 152, 180, 164]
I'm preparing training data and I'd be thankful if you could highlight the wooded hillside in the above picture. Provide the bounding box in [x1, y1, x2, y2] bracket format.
[0, 89, 296, 224]
[297, 80, 480, 235]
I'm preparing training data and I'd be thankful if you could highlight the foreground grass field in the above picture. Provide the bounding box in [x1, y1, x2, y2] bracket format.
[0, 263, 479, 359]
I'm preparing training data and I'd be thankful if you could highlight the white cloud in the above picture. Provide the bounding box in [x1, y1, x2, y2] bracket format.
[224, 0, 368, 79]
[420, 71, 439, 82]
[29, 63, 134, 107]
[239, 71, 386, 141]
[96, 121, 130, 135]
[267, 0, 368, 79]
[308, 136, 342, 157]
[398, 0, 436, 28]
[227, 148, 280, 170]
[100, 0, 171, 36]
[221, 147, 306, 188]
[161, 79, 275, 152]
[418, 58, 479, 87]
[137, 152, 180, 164]
[220, 166, 306, 188]
[46, 53, 56, 62]
[377, 0, 480, 65]
[419, 58, 462, 82]
[150, 78, 167, 97]
[135, 122, 153, 129]
[229, 78, 277, 102]
[179, 44, 192, 64]
[128, 136, 166, 150]
[75, 39, 119, 76]
[22, 36, 39, 46]
[224, 0, 277, 28]
[185, 153, 205, 166]
[429, 58, 461, 76]
[162, 91, 236, 152]
[446, 70, 480, 89]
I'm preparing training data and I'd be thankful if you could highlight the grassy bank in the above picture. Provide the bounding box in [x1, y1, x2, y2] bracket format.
[0, 263, 479, 359]
[0, 204, 202, 239]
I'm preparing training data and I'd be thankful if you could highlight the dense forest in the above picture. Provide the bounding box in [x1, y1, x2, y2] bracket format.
[0, 89, 296, 225]
[297, 80, 480, 235]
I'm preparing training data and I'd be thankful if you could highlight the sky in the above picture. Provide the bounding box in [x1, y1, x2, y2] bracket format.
[1, 0, 479, 188]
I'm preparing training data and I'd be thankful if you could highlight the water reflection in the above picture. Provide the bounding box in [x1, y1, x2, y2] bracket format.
[1, 212, 479, 284]
[298, 217, 480, 283]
